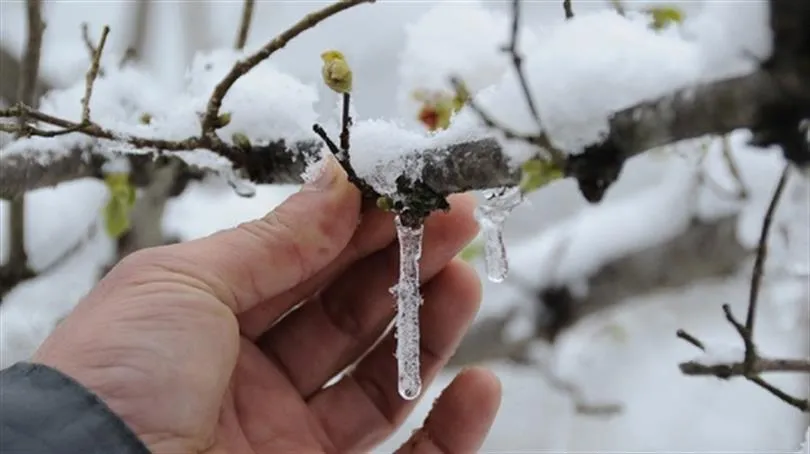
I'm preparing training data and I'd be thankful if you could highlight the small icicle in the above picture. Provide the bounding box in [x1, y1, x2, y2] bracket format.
[390, 215, 425, 400]
[223, 168, 256, 198]
[474, 186, 523, 282]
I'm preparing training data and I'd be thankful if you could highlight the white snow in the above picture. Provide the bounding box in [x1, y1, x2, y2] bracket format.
[797, 425, 810, 454]
[502, 157, 701, 291]
[691, 340, 745, 366]
[346, 114, 488, 196]
[395, 1, 540, 129]
[470, 10, 703, 164]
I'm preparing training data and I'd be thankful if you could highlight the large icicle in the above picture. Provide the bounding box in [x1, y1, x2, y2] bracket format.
[474, 186, 523, 282]
[390, 215, 425, 400]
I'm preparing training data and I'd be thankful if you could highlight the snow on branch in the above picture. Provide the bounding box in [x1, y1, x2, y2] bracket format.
[3, 0, 809, 209]
[0, 68, 783, 201]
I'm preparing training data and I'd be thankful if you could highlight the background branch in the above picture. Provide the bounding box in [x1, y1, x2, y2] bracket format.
[675, 165, 808, 413]
[680, 357, 810, 377]
[1, 0, 45, 298]
[450, 212, 751, 366]
[235, 0, 255, 51]
[0, 46, 51, 105]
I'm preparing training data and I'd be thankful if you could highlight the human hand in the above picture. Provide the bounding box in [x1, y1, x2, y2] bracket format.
[33, 157, 501, 453]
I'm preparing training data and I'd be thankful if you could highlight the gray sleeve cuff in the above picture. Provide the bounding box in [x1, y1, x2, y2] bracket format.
[1, 362, 150, 454]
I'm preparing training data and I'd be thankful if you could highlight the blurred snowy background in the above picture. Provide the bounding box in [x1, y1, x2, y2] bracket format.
[1, 0, 808, 452]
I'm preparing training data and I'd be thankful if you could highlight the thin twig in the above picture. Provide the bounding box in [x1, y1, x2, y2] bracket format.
[720, 134, 749, 199]
[722, 304, 756, 363]
[747, 376, 809, 411]
[563, 0, 574, 19]
[678, 301, 808, 411]
[504, 0, 542, 127]
[676, 329, 705, 350]
[676, 166, 805, 413]
[680, 357, 810, 377]
[235, 0, 255, 50]
[81, 25, 110, 123]
[201, 0, 374, 137]
[456, 0, 566, 166]
[81, 22, 96, 58]
[312, 123, 372, 196]
[744, 164, 790, 368]
[339, 92, 351, 154]
[1, 104, 216, 154]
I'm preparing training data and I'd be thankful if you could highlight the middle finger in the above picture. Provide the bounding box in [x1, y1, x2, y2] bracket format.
[256, 195, 478, 397]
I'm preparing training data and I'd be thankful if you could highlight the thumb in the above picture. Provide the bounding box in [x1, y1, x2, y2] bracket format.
[165, 155, 361, 313]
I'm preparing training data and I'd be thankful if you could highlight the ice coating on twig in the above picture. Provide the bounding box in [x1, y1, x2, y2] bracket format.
[391, 215, 425, 400]
[475, 186, 523, 282]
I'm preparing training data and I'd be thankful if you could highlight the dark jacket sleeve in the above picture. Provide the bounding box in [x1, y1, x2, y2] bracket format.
[1, 362, 150, 454]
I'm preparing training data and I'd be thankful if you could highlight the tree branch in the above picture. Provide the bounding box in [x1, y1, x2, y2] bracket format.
[743, 164, 790, 367]
[680, 357, 810, 377]
[114, 160, 182, 260]
[0, 67, 786, 201]
[449, 212, 751, 368]
[235, 0, 255, 51]
[1, 0, 45, 297]
[0, 46, 51, 104]
[200, 0, 375, 137]
[674, 163, 808, 413]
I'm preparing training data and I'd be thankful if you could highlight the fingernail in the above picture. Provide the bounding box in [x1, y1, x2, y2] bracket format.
[304, 154, 338, 191]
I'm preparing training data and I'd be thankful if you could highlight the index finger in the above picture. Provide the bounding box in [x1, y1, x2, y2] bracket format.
[157, 157, 362, 313]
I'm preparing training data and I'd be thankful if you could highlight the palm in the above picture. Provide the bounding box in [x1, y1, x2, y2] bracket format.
[211, 341, 338, 453]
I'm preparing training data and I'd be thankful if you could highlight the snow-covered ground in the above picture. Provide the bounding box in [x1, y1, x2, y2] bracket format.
[1, 1, 808, 451]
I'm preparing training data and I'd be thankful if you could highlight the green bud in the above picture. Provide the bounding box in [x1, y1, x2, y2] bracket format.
[232, 132, 252, 150]
[519, 158, 563, 193]
[376, 196, 394, 211]
[215, 112, 232, 128]
[645, 6, 684, 30]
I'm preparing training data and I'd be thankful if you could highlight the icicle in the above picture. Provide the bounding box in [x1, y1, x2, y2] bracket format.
[390, 215, 425, 400]
[222, 168, 256, 198]
[474, 186, 523, 282]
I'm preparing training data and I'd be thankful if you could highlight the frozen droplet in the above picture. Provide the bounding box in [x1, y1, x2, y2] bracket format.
[391, 215, 424, 401]
[223, 168, 256, 198]
[474, 186, 523, 282]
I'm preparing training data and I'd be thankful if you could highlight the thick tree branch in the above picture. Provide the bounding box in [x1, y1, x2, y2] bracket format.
[0, 68, 786, 201]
